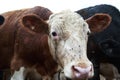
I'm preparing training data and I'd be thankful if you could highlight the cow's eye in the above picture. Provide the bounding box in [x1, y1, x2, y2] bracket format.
[51, 31, 59, 40]
[52, 31, 57, 36]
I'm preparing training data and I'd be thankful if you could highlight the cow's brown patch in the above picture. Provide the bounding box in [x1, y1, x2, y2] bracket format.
[0, 6, 58, 77]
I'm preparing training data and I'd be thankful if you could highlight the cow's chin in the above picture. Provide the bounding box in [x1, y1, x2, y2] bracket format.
[63, 62, 94, 80]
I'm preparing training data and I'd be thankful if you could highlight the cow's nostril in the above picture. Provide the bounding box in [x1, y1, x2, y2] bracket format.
[90, 66, 92, 72]
[72, 65, 80, 73]
[71, 65, 93, 79]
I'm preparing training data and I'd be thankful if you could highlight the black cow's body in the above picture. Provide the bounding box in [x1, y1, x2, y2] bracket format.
[76, 4, 120, 80]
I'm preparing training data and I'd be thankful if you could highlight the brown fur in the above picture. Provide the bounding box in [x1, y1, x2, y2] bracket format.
[86, 13, 111, 33]
[100, 63, 120, 80]
[0, 6, 58, 77]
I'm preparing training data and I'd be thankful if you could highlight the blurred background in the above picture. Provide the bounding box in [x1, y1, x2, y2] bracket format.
[0, 0, 120, 13]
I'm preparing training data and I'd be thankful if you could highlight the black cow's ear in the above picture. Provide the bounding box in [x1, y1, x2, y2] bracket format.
[86, 13, 111, 33]
[22, 14, 49, 34]
[0, 15, 5, 25]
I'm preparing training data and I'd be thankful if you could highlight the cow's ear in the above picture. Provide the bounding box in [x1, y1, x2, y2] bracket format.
[0, 15, 5, 25]
[22, 14, 49, 34]
[86, 13, 111, 33]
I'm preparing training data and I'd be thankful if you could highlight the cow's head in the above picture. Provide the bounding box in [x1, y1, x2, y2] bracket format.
[0, 15, 5, 25]
[48, 10, 111, 79]
[21, 10, 111, 79]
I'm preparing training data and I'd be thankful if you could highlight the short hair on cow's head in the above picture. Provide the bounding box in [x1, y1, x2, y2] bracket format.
[0, 15, 4, 25]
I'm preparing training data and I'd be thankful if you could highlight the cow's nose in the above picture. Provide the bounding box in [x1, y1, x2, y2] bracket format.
[72, 64, 93, 79]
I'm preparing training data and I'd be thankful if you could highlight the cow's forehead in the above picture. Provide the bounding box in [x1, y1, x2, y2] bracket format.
[48, 10, 88, 33]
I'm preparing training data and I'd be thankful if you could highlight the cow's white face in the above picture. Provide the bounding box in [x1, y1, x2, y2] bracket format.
[48, 10, 93, 79]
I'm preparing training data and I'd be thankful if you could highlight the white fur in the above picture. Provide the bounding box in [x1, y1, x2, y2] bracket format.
[48, 10, 93, 79]
[11, 67, 25, 80]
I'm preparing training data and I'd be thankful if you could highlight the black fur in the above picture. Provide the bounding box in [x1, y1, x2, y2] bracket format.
[76, 4, 120, 80]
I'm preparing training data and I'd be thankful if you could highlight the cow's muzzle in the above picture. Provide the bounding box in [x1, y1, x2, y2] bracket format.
[71, 64, 94, 79]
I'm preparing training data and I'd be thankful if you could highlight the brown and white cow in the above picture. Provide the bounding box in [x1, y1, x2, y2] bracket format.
[0, 8, 111, 80]
[47, 10, 111, 80]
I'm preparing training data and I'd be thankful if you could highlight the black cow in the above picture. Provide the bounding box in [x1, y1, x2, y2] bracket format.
[76, 4, 120, 80]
